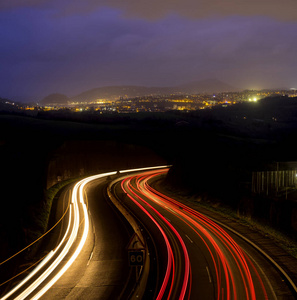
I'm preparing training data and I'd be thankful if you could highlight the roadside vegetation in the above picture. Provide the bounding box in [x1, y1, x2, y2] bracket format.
[28, 179, 77, 243]
[159, 180, 297, 259]
[193, 196, 297, 259]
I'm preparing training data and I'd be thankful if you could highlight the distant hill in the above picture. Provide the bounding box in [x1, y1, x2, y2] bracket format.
[40, 93, 70, 105]
[39, 79, 238, 104]
[0, 97, 19, 112]
[72, 86, 172, 102]
[178, 78, 238, 94]
[71, 79, 238, 102]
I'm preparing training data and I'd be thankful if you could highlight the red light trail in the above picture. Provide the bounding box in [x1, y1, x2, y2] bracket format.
[120, 169, 269, 299]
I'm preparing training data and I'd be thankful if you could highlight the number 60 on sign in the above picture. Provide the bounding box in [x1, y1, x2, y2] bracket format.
[128, 251, 144, 266]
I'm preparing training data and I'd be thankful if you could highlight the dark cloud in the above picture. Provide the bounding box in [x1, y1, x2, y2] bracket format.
[98, 0, 297, 22]
[1, 0, 297, 21]
[0, 3, 297, 101]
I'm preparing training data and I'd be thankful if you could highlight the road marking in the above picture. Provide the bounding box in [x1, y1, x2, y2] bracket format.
[167, 207, 178, 216]
[185, 235, 193, 244]
[87, 251, 93, 266]
[244, 248, 277, 300]
[204, 213, 297, 295]
[206, 266, 212, 283]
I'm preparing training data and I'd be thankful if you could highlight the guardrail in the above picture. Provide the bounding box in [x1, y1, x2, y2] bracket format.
[107, 165, 170, 299]
[107, 177, 149, 299]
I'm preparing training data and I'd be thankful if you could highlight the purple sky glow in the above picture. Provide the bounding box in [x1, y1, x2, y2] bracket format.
[0, 0, 297, 101]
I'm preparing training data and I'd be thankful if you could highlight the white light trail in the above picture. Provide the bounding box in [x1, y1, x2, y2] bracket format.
[0, 251, 54, 300]
[1, 171, 116, 300]
[119, 165, 170, 174]
[1, 204, 74, 300]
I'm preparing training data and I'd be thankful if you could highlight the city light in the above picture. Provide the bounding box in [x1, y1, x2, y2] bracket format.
[5, 89, 295, 114]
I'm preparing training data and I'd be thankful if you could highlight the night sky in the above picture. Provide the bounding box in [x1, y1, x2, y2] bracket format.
[1, 0, 297, 101]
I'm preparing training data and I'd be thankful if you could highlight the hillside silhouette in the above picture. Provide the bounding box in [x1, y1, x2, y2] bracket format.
[39, 78, 237, 103]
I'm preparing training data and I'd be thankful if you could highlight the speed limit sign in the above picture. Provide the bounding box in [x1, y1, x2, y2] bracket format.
[128, 251, 144, 266]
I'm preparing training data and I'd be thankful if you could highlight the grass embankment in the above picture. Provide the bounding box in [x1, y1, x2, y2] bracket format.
[159, 180, 297, 259]
[194, 198, 297, 258]
[26, 178, 78, 256]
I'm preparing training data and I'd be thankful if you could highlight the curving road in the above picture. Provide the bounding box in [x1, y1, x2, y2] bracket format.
[2, 167, 296, 299]
[1, 172, 134, 300]
[115, 168, 296, 299]
[42, 173, 135, 300]
[1, 175, 94, 300]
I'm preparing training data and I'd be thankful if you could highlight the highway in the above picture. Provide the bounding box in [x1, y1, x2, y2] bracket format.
[0, 172, 134, 300]
[1, 166, 296, 299]
[1, 175, 93, 299]
[114, 168, 296, 299]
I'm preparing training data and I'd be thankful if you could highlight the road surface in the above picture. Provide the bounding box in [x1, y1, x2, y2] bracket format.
[1, 173, 134, 300]
[114, 168, 297, 299]
[2, 167, 296, 299]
